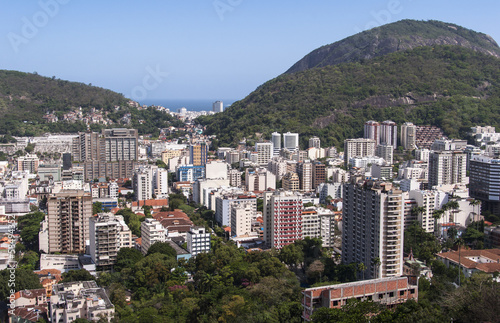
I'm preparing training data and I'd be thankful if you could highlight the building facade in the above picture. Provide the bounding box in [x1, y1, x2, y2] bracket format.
[342, 181, 404, 280]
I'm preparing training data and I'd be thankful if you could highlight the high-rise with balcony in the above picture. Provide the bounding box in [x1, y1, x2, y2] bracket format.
[308, 137, 321, 149]
[401, 122, 417, 150]
[140, 218, 167, 255]
[89, 213, 132, 269]
[255, 141, 273, 166]
[47, 190, 92, 254]
[342, 180, 404, 279]
[380, 120, 398, 149]
[428, 151, 467, 187]
[364, 120, 380, 146]
[344, 138, 376, 166]
[263, 190, 303, 249]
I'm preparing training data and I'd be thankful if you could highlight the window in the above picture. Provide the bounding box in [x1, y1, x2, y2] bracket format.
[389, 292, 394, 297]
[400, 291, 405, 296]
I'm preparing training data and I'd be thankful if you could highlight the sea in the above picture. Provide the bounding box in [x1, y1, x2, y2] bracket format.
[139, 99, 238, 112]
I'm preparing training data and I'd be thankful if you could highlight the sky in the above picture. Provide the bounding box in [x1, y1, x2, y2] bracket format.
[1, 0, 499, 104]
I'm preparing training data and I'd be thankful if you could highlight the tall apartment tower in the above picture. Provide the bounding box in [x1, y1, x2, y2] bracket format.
[376, 144, 394, 165]
[380, 120, 398, 149]
[428, 151, 467, 187]
[283, 132, 299, 152]
[342, 181, 404, 279]
[153, 168, 169, 198]
[312, 162, 326, 189]
[343, 138, 376, 166]
[89, 213, 132, 269]
[364, 120, 380, 146]
[309, 137, 321, 149]
[212, 101, 223, 113]
[297, 160, 313, 192]
[255, 141, 273, 166]
[102, 128, 138, 162]
[271, 132, 282, 156]
[401, 122, 417, 150]
[47, 190, 92, 254]
[263, 190, 303, 249]
[190, 142, 208, 166]
[133, 166, 153, 201]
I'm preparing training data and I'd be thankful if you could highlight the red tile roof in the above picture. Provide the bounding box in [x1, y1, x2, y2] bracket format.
[132, 199, 169, 207]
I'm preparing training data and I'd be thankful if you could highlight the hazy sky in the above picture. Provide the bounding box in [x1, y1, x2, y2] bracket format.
[1, 1, 499, 103]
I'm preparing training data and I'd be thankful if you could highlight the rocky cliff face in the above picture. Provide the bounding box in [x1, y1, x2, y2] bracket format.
[286, 20, 500, 74]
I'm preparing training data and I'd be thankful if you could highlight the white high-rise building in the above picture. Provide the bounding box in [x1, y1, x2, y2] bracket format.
[140, 218, 167, 255]
[133, 166, 153, 201]
[231, 203, 255, 237]
[89, 213, 132, 268]
[408, 190, 436, 233]
[344, 138, 376, 166]
[255, 141, 273, 166]
[297, 160, 313, 192]
[272, 132, 281, 156]
[428, 151, 467, 187]
[401, 122, 417, 150]
[283, 132, 299, 152]
[212, 101, 224, 113]
[380, 120, 398, 149]
[153, 168, 169, 199]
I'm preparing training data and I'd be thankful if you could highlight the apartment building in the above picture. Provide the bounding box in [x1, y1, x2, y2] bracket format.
[47, 190, 92, 254]
[428, 151, 467, 187]
[140, 218, 167, 255]
[187, 226, 211, 256]
[469, 155, 500, 216]
[17, 154, 39, 173]
[342, 180, 404, 279]
[89, 214, 132, 268]
[400, 122, 417, 150]
[263, 190, 303, 249]
[344, 138, 376, 166]
[255, 141, 273, 166]
[231, 203, 255, 237]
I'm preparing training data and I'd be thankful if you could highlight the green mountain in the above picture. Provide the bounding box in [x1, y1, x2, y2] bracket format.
[286, 19, 500, 74]
[198, 22, 500, 148]
[0, 70, 181, 136]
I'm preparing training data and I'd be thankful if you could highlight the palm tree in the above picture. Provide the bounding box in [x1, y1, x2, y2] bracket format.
[358, 262, 366, 281]
[371, 257, 381, 279]
[432, 209, 444, 237]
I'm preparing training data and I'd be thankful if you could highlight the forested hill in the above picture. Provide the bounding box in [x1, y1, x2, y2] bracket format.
[0, 70, 181, 136]
[197, 45, 500, 148]
[286, 19, 500, 74]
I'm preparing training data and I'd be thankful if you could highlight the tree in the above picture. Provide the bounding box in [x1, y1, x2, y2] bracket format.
[61, 269, 96, 283]
[115, 248, 144, 272]
[279, 243, 304, 270]
[92, 201, 103, 215]
[469, 198, 481, 228]
[17, 211, 45, 251]
[307, 260, 325, 283]
[357, 262, 366, 280]
[432, 209, 444, 237]
[146, 242, 177, 259]
[0, 269, 42, 301]
[371, 257, 381, 279]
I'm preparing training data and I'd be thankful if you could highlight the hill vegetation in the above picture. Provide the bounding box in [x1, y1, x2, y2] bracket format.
[286, 19, 500, 74]
[0, 70, 182, 136]
[198, 45, 500, 148]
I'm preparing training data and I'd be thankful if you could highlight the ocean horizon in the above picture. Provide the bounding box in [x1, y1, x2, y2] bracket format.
[139, 99, 239, 112]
